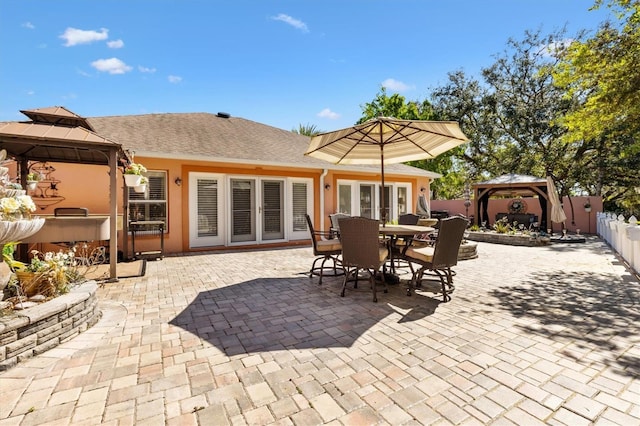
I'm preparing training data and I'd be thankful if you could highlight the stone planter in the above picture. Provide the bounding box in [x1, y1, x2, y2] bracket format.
[0, 280, 101, 371]
[466, 231, 550, 247]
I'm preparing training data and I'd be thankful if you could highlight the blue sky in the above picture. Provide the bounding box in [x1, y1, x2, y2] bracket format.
[0, 1, 614, 132]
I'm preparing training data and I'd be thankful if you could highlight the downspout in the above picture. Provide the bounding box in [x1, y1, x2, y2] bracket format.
[320, 169, 329, 232]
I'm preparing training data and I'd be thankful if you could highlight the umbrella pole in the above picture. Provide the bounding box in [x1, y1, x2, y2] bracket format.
[380, 145, 386, 226]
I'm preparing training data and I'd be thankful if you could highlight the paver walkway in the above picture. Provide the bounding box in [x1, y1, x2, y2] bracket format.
[0, 237, 639, 425]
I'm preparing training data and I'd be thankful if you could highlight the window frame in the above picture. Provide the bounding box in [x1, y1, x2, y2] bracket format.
[128, 170, 168, 232]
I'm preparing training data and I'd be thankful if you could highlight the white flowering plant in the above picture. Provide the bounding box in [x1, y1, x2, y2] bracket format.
[124, 162, 147, 175]
[4, 244, 83, 297]
[0, 195, 36, 220]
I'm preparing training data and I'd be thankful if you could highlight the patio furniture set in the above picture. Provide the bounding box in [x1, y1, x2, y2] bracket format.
[306, 213, 469, 303]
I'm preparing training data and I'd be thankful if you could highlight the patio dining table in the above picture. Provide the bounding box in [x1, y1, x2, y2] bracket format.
[379, 224, 435, 276]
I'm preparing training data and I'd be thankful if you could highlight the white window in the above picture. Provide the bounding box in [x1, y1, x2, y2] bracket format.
[336, 179, 412, 222]
[128, 170, 167, 229]
[290, 179, 312, 239]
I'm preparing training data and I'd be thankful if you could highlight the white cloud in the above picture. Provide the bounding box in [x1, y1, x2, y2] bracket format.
[91, 58, 132, 74]
[138, 65, 156, 73]
[317, 108, 340, 120]
[271, 14, 309, 33]
[60, 27, 109, 47]
[107, 39, 124, 49]
[22, 22, 35, 30]
[27, 90, 35, 96]
[381, 78, 412, 92]
[168, 75, 182, 83]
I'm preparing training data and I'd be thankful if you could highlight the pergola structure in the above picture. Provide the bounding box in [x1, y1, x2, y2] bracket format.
[473, 174, 552, 230]
[0, 107, 130, 281]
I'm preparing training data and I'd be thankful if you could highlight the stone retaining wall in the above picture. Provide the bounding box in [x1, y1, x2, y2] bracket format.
[466, 231, 550, 247]
[0, 280, 101, 371]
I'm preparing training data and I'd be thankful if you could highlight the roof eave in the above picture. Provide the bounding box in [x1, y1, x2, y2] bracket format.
[132, 150, 441, 179]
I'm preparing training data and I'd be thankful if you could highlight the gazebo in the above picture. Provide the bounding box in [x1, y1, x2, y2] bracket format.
[473, 174, 553, 230]
[0, 107, 130, 281]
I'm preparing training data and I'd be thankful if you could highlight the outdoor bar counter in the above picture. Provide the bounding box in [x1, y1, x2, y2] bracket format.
[21, 215, 114, 243]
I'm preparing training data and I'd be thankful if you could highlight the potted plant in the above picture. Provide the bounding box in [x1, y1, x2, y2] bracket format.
[133, 176, 148, 193]
[123, 162, 147, 187]
[584, 199, 592, 212]
[3, 244, 79, 297]
[26, 172, 39, 191]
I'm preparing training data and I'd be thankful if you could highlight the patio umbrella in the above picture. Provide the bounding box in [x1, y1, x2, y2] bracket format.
[304, 117, 469, 223]
[547, 175, 567, 227]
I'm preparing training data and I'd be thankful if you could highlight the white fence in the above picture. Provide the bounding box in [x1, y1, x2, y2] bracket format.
[597, 212, 640, 276]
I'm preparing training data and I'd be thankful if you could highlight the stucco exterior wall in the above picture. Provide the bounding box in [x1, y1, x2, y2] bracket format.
[18, 159, 432, 256]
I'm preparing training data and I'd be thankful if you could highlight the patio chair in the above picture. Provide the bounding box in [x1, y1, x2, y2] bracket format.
[391, 213, 423, 270]
[402, 215, 469, 302]
[398, 213, 420, 225]
[338, 216, 389, 302]
[329, 213, 350, 238]
[305, 214, 344, 285]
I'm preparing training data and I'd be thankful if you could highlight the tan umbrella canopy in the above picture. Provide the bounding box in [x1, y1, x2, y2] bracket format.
[547, 175, 567, 226]
[305, 117, 469, 223]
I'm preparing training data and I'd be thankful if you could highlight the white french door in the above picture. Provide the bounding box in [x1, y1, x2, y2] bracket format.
[230, 177, 285, 244]
[190, 174, 304, 248]
[189, 172, 224, 247]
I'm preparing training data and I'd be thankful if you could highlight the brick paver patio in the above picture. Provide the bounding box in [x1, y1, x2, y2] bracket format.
[0, 237, 638, 425]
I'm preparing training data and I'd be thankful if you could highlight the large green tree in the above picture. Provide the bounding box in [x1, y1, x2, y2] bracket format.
[358, 88, 467, 199]
[553, 0, 640, 214]
[430, 29, 594, 208]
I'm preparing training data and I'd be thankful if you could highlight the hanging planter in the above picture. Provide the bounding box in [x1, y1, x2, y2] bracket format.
[133, 176, 148, 193]
[26, 172, 39, 191]
[123, 162, 147, 187]
[124, 174, 142, 187]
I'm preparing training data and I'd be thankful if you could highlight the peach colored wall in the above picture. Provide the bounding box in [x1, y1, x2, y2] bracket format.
[431, 196, 602, 234]
[30, 163, 115, 214]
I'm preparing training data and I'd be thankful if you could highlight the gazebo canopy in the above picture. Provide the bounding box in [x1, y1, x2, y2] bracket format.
[474, 174, 547, 197]
[472, 173, 551, 229]
[0, 106, 129, 281]
[0, 107, 128, 166]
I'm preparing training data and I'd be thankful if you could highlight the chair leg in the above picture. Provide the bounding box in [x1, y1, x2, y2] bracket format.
[407, 266, 423, 296]
[341, 267, 352, 297]
[434, 269, 452, 303]
[369, 270, 377, 303]
[319, 255, 334, 285]
[378, 268, 388, 299]
[312, 255, 344, 285]
[310, 257, 322, 279]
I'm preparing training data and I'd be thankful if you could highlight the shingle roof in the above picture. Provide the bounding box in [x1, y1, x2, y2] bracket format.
[87, 112, 437, 177]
